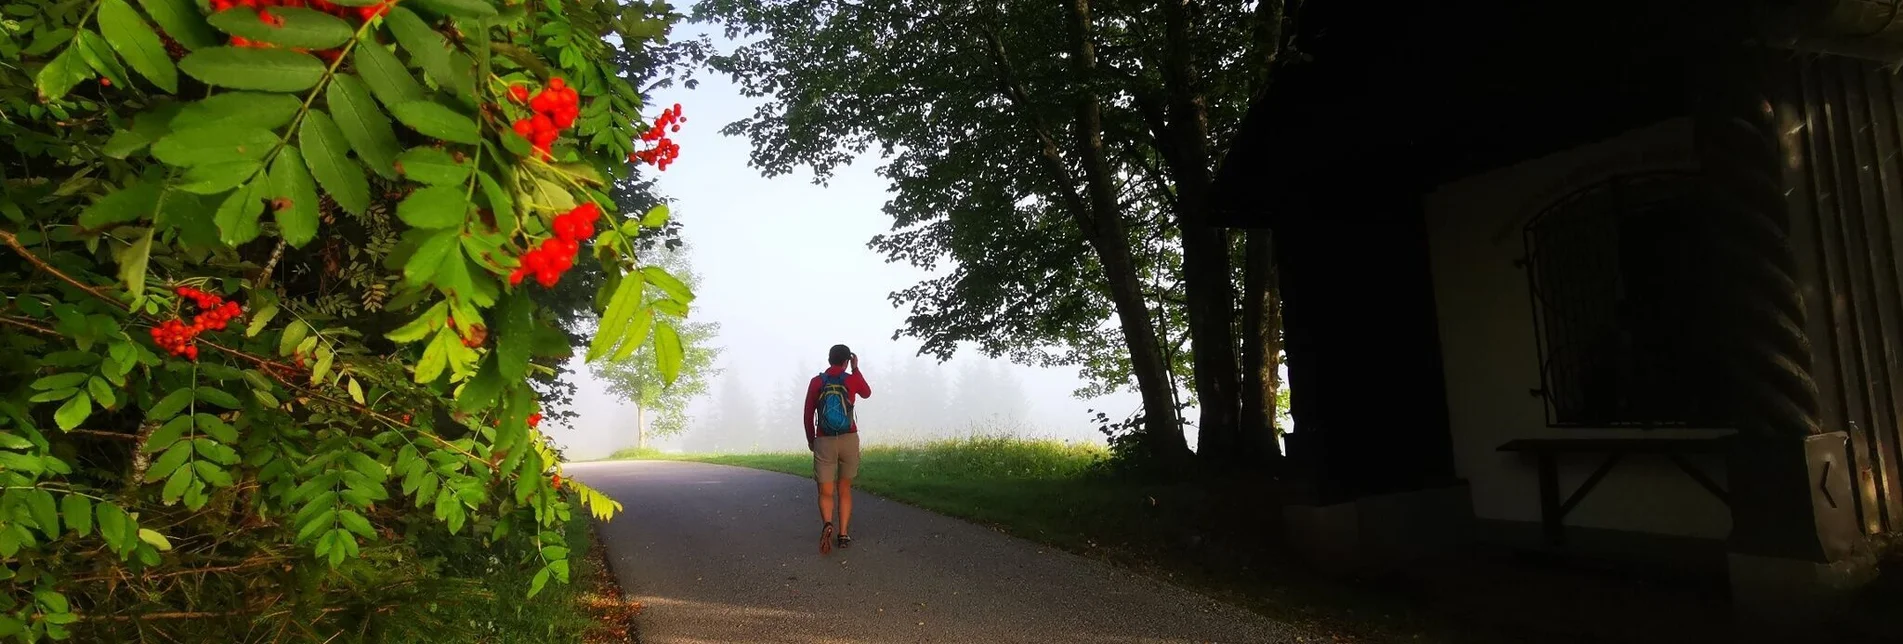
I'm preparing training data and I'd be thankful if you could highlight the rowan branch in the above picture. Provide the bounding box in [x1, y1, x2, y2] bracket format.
[0, 228, 129, 311]
[0, 314, 57, 336]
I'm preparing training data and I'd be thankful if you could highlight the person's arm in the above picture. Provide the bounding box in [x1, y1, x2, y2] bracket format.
[802, 376, 820, 448]
[849, 355, 871, 398]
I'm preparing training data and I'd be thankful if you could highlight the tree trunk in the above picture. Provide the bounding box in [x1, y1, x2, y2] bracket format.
[636, 404, 646, 451]
[1239, 230, 1284, 467]
[1063, 0, 1192, 470]
[1154, 0, 1244, 469]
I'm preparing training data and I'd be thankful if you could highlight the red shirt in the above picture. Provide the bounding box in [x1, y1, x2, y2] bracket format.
[803, 366, 871, 442]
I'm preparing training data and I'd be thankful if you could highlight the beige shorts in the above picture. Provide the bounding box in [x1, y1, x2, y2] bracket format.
[812, 433, 861, 483]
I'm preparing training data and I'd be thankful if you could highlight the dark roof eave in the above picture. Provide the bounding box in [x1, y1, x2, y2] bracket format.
[1763, 0, 1903, 62]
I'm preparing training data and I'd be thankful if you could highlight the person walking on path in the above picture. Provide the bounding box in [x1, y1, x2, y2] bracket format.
[804, 344, 871, 554]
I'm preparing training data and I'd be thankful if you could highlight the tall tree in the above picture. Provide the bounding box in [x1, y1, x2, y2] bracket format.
[591, 242, 723, 448]
[696, 0, 1288, 471]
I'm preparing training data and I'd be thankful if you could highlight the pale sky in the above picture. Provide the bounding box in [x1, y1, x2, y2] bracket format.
[541, 27, 1145, 459]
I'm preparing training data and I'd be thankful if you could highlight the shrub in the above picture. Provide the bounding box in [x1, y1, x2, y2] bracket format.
[0, 0, 695, 638]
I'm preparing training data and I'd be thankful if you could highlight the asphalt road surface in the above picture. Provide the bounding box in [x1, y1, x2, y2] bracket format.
[568, 460, 1310, 644]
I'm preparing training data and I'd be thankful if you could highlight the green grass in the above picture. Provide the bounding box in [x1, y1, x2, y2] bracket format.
[616, 437, 1158, 554]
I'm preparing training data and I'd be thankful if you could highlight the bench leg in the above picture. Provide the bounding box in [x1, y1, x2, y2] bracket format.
[1538, 453, 1562, 546]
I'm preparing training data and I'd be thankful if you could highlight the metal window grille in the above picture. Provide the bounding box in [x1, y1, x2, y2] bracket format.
[1522, 171, 1726, 428]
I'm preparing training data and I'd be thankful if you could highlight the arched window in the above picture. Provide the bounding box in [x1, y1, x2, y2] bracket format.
[1522, 172, 1725, 428]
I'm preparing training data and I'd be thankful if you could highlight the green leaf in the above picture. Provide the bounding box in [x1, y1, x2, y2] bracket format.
[147, 388, 193, 420]
[138, 528, 173, 551]
[54, 392, 91, 431]
[297, 507, 334, 542]
[194, 438, 240, 465]
[104, 103, 180, 158]
[161, 463, 191, 502]
[384, 306, 439, 343]
[641, 266, 695, 304]
[654, 322, 684, 386]
[177, 160, 263, 195]
[278, 319, 310, 357]
[651, 298, 688, 317]
[173, 92, 303, 131]
[338, 509, 375, 537]
[146, 442, 191, 482]
[300, 112, 370, 217]
[388, 101, 480, 144]
[35, 46, 85, 102]
[80, 180, 162, 228]
[215, 179, 268, 246]
[207, 7, 353, 49]
[326, 75, 403, 180]
[75, 30, 130, 89]
[196, 413, 237, 443]
[496, 295, 532, 380]
[411, 0, 497, 19]
[269, 147, 321, 248]
[0, 451, 43, 474]
[26, 491, 58, 538]
[194, 461, 234, 487]
[347, 378, 365, 403]
[144, 415, 192, 453]
[455, 358, 502, 412]
[87, 377, 118, 410]
[385, 8, 459, 92]
[95, 502, 130, 546]
[328, 529, 350, 565]
[540, 545, 568, 561]
[98, 0, 179, 92]
[586, 270, 644, 362]
[179, 46, 325, 92]
[116, 226, 156, 301]
[310, 346, 335, 384]
[398, 186, 470, 230]
[607, 305, 650, 361]
[528, 566, 551, 598]
[61, 495, 92, 538]
[246, 303, 279, 337]
[29, 389, 77, 403]
[151, 126, 278, 168]
[477, 171, 516, 233]
[640, 203, 670, 228]
[31, 373, 87, 391]
[351, 42, 423, 108]
[138, 0, 219, 50]
[197, 387, 241, 409]
[394, 147, 471, 185]
[415, 329, 451, 383]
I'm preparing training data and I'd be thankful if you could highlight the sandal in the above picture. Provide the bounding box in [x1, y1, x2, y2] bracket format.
[837, 534, 852, 549]
[819, 522, 835, 555]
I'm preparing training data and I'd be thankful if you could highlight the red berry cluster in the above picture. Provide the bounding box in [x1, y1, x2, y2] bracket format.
[150, 286, 244, 361]
[510, 78, 580, 160]
[508, 203, 599, 288]
[630, 104, 685, 170]
[209, 0, 393, 59]
[527, 412, 543, 429]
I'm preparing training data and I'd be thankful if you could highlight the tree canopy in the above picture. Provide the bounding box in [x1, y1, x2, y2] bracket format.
[694, 0, 1290, 469]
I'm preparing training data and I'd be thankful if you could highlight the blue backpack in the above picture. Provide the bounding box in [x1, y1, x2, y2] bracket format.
[815, 372, 855, 436]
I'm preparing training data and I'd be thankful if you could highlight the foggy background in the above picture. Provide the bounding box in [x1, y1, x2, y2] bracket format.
[538, 26, 1151, 460]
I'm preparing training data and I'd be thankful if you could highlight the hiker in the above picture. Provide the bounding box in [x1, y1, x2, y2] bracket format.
[804, 344, 871, 554]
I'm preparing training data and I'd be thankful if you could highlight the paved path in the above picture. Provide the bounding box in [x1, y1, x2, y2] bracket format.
[568, 460, 1309, 644]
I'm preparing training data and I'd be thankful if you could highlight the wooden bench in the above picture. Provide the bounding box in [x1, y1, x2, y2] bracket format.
[1496, 437, 1732, 546]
